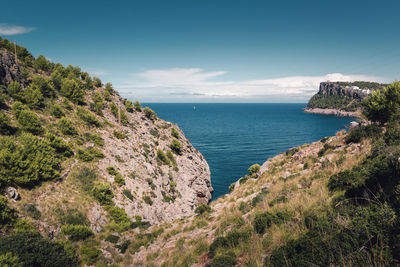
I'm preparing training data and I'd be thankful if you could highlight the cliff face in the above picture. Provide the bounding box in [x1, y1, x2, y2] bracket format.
[317, 82, 370, 100]
[0, 50, 26, 87]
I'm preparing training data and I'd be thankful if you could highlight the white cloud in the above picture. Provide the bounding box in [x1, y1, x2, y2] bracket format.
[87, 69, 108, 76]
[118, 68, 387, 102]
[0, 24, 35, 35]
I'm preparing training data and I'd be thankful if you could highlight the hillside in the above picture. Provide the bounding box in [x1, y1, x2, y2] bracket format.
[305, 81, 386, 117]
[1, 38, 400, 267]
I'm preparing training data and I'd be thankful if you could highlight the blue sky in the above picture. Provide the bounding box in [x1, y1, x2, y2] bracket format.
[1, 0, 400, 102]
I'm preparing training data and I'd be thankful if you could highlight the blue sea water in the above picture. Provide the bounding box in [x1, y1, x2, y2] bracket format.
[144, 103, 354, 200]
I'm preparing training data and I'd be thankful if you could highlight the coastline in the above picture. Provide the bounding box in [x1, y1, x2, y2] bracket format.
[303, 107, 361, 118]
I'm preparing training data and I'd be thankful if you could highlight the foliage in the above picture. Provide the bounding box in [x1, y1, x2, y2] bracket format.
[58, 117, 78, 135]
[157, 149, 170, 165]
[345, 124, 381, 144]
[22, 204, 41, 220]
[61, 224, 93, 241]
[254, 211, 292, 234]
[0, 133, 61, 187]
[77, 107, 101, 127]
[363, 81, 400, 124]
[77, 147, 104, 162]
[143, 196, 153, 205]
[0, 196, 16, 226]
[104, 82, 114, 94]
[106, 206, 131, 232]
[307, 94, 360, 111]
[208, 230, 251, 259]
[91, 183, 113, 206]
[171, 128, 179, 139]
[114, 174, 125, 186]
[60, 78, 85, 105]
[31, 76, 54, 98]
[93, 77, 102, 87]
[317, 143, 335, 157]
[12, 103, 43, 135]
[110, 102, 118, 117]
[0, 231, 78, 267]
[134, 100, 142, 111]
[86, 133, 104, 147]
[0, 252, 22, 267]
[210, 252, 237, 267]
[123, 189, 134, 201]
[124, 99, 134, 112]
[91, 92, 104, 115]
[80, 242, 101, 265]
[105, 234, 120, 244]
[58, 208, 88, 226]
[248, 163, 260, 177]
[113, 130, 126, 139]
[170, 139, 182, 155]
[45, 133, 74, 158]
[0, 112, 15, 135]
[143, 107, 157, 120]
[106, 166, 118, 176]
[34, 55, 52, 72]
[228, 183, 235, 193]
[50, 103, 64, 118]
[72, 167, 97, 192]
[195, 204, 211, 215]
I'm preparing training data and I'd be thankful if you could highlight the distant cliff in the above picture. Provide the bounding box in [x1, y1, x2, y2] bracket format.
[304, 81, 386, 117]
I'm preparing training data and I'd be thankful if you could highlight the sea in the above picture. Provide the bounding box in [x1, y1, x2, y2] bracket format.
[143, 103, 355, 200]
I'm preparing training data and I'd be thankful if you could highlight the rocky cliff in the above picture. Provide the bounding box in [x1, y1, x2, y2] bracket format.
[0, 50, 26, 87]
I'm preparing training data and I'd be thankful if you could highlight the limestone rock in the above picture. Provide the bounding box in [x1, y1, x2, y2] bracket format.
[6, 187, 19, 200]
[0, 51, 26, 87]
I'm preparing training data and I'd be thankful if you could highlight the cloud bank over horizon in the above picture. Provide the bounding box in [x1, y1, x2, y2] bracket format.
[117, 68, 387, 102]
[0, 24, 35, 35]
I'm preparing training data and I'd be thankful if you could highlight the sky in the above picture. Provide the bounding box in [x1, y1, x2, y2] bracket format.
[1, 0, 400, 102]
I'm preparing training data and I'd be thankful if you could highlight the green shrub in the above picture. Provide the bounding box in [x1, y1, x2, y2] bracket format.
[58, 117, 78, 135]
[268, 195, 287, 207]
[31, 76, 54, 98]
[143, 107, 157, 120]
[120, 109, 129, 125]
[254, 211, 291, 235]
[22, 204, 41, 220]
[157, 149, 170, 165]
[0, 231, 78, 267]
[195, 204, 211, 215]
[143, 196, 153, 205]
[21, 86, 44, 109]
[106, 166, 118, 176]
[166, 150, 178, 171]
[91, 183, 113, 206]
[45, 133, 74, 157]
[12, 104, 43, 135]
[92, 92, 104, 115]
[123, 189, 134, 201]
[86, 133, 104, 147]
[134, 101, 142, 111]
[161, 191, 174, 203]
[248, 163, 260, 177]
[77, 147, 104, 162]
[106, 206, 131, 232]
[61, 224, 93, 241]
[110, 102, 118, 117]
[124, 100, 134, 112]
[171, 128, 179, 139]
[317, 143, 335, 157]
[208, 230, 250, 259]
[50, 103, 65, 118]
[0, 134, 61, 187]
[60, 78, 85, 105]
[0, 196, 16, 226]
[170, 139, 182, 155]
[0, 112, 15, 135]
[105, 82, 114, 94]
[105, 234, 120, 244]
[0, 252, 21, 267]
[34, 55, 51, 71]
[93, 77, 102, 87]
[114, 174, 125, 186]
[346, 124, 382, 144]
[77, 107, 101, 127]
[80, 242, 101, 265]
[113, 130, 126, 139]
[115, 240, 131, 254]
[251, 190, 268, 207]
[7, 81, 23, 100]
[228, 183, 235, 193]
[58, 208, 88, 226]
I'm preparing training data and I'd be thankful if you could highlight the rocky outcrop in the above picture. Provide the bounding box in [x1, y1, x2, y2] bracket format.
[0, 50, 25, 87]
[303, 107, 360, 117]
[318, 82, 372, 100]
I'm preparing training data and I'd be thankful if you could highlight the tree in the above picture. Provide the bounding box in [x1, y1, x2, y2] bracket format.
[12, 104, 43, 135]
[124, 100, 134, 112]
[170, 139, 182, 155]
[7, 81, 23, 100]
[93, 77, 102, 87]
[60, 78, 85, 104]
[58, 117, 78, 136]
[363, 82, 400, 124]
[30, 76, 54, 98]
[21, 86, 44, 109]
[143, 107, 157, 120]
[134, 101, 142, 111]
[34, 55, 51, 72]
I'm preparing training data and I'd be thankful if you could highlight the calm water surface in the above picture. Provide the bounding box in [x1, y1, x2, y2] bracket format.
[143, 103, 354, 200]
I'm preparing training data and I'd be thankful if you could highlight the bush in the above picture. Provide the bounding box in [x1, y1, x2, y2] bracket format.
[120, 109, 129, 125]
[45, 133, 74, 157]
[171, 128, 179, 139]
[228, 183, 235, 193]
[91, 183, 113, 206]
[60, 78, 85, 104]
[143, 196, 153, 205]
[31, 76, 54, 98]
[22, 204, 41, 220]
[61, 224, 93, 241]
[21, 86, 44, 109]
[208, 230, 250, 259]
[58, 208, 88, 226]
[7, 81, 23, 100]
[105, 82, 114, 94]
[157, 149, 170, 165]
[93, 77, 102, 87]
[86, 133, 104, 147]
[317, 143, 335, 157]
[0, 196, 16, 226]
[195, 204, 211, 215]
[77, 107, 101, 127]
[34, 55, 51, 71]
[12, 104, 43, 135]
[124, 100, 134, 112]
[105, 234, 120, 244]
[0, 112, 15, 135]
[0, 231, 78, 267]
[143, 107, 157, 120]
[134, 101, 142, 111]
[0, 134, 61, 187]
[58, 117, 78, 135]
[92, 92, 104, 115]
[106, 206, 131, 232]
[77, 147, 104, 162]
[110, 102, 118, 117]
[113, 130, 126, 139]
[346, 124, 382, 144]
[170, 139, 182, 155]
[114, 174, 125, 186]
[80, 243, 101, 265]
[254, 211, 291, 234]
[0, 252, 21, 267]
[50, 103, 65, 118]
[248, 163, 260, 177]
[73, 167, 97, 192]
[123, 189, 134, 201]
[106, 166, 118, 176]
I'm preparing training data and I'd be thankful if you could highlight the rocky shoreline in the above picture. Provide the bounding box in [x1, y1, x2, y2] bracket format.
[303, 107, 360, 117]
